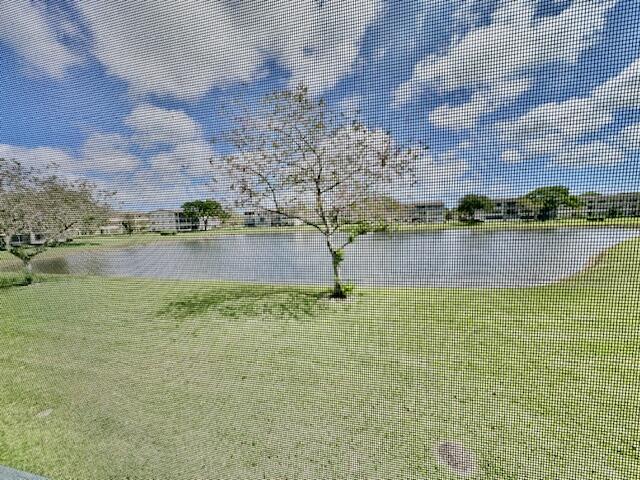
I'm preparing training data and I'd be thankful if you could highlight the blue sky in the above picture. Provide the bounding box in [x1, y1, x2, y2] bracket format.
[1, 0, 639, 210]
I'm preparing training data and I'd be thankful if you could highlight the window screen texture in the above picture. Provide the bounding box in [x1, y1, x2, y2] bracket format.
[1, 1, 639, 479]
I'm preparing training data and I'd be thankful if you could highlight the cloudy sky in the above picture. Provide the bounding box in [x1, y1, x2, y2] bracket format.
[1, 0, 639, 210]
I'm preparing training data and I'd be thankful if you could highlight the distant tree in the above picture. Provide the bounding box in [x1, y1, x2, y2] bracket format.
[0, 159, 110, 284]
[353, 195, 404, 223]
[607, 206, 620, 218]
[517, 196, 538, 221]
[457, 194, 493, 222]
[181, 199, 229, 231]
[121, 214, 135, 235]
[221, 84, 418, 298]
[444, 209, 455, 222]
[523, 186, 580, 221]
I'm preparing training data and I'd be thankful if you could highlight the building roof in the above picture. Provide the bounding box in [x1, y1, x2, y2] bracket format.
[579, 192, 640, 200]
[411, 201, 445, 207]
[147, 208, 183, 215]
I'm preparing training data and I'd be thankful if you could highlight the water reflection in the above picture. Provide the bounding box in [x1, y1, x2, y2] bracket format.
[30, 228, 638, 287]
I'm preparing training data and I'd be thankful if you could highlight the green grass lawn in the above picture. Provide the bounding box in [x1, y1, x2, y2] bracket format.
[1, 238, 640, 478]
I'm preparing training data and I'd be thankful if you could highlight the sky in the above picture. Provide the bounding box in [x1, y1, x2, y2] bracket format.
[0, 0, 639, 211]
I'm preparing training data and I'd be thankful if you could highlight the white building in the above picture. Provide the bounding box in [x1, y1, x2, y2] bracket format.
[0, 232, 47, 249]
[478, 198, 535, 221]
[148, 209, 220, 232]
[148, 209, 195, 232]
[558, 192, 640, 219]
[407, 202, 446, 223]
[98, 213, 150, 235]
[243, 211, 303, 227]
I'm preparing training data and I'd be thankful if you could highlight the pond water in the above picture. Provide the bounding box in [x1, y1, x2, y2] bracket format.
[31, 228, 638, 287]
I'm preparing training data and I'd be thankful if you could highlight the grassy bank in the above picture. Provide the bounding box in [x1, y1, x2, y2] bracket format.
[1, 238, 639, 478]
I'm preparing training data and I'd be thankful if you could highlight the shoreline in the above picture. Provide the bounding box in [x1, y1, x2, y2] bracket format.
[2, 220, 638, 283]
[3, 235, 637, 292]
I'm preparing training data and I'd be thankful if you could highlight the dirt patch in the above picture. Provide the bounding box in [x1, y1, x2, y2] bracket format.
[436, 441, 476, 477]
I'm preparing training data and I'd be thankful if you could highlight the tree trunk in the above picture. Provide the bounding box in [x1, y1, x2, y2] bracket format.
[22, 258, 33, 285]
[329, 248, 346, 299]
[204, 218, 208, 231]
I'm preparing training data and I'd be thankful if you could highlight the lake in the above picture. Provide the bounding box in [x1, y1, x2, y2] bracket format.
[28, 228, 638, 287]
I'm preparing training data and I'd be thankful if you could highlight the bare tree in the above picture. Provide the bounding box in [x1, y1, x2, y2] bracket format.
[0, 159, 111, 283]
[221, 85, 418, 298]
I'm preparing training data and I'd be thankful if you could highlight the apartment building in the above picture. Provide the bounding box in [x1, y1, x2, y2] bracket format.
[407, 202, 446, 223]
[243, 211, 303, 227]
[558, 192, 640, 219]
[99, 213, 150, 235]
[0, 232, 47, 250]
[479, 198, 535, 221]
[148, 209, 198, 232]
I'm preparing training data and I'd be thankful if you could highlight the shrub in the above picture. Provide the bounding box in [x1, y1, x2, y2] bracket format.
[0, 272, 35, 288]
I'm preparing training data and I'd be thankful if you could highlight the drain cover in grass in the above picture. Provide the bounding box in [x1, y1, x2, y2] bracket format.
[436, 441, 476, 477]
[0, 465, 48, 480]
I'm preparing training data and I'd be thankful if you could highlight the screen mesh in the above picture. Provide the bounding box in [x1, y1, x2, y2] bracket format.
[1, 1, 639, 479]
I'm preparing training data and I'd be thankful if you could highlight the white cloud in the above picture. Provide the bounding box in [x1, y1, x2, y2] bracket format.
[0, 140, 218, 211]
[124, 104, 203, 146]
[593, 57, 640, 108]
[429, 94, 488, 131]
[272, 0, 381, 94]
[338, 95, 362, 117]
[417, 151, 469, 181]
[0, 0, 81, 78]
[429, 79, 529, 130]
[451, 0, 487, 32]
[1, 96, 221, 211]
[77, 0, 380, 100]
[500, 149, 522, 163]
[0, 136, 142, 180]
[81, 133, 141, 173]
[0, 144, 81, 178]
[497, 98, 613, 149]
[124, 104, 215, 178]
[617, 124, 640, 151]
[148, 141, 214, 178]
[552, 142, 625, 167]
[107, 170, 214, 211]
[395, 151, 470, 202]
[395, 0, 615, 128]
[495, 55, 640, 167]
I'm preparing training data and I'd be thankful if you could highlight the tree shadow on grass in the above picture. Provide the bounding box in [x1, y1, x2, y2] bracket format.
[158, 286, 328, 322]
